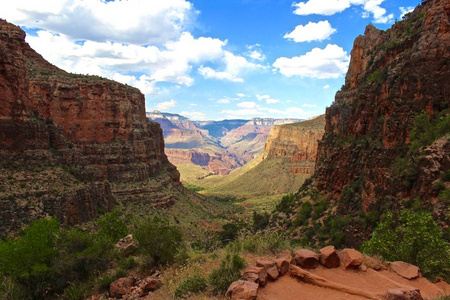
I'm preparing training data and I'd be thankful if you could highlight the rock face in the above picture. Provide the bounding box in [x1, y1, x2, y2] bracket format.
[315, 1, 449, 217]
[262, 115, 325, 175]
[0, 20, 180, 234]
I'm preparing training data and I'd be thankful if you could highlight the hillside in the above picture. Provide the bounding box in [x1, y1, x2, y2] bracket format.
[201, 115, 325, 197]
[0, 20, 223, 236]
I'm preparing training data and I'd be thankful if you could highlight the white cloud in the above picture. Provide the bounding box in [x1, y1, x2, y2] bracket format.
[237, 93, 246, 98]
[256, 94, 270, 101]
[266, 98, 280, 104]
[248, 50, 266, 61]
[2, 0, 194, 44]
[400, 6, 414, 19]
[284, 21, 336, 43]
[273, 44, 349, 79]
[218, 98, 231, 104]
[237, 102, 258, 109]
[198, 66, 244, 82]
[302, 103, 317, 107]
[323, 84, 330, 89]
[180, 111, 206, 120]
[156, 100, 177, 110]
[221, 109, 262, 117]
[293, 0, 393, 24]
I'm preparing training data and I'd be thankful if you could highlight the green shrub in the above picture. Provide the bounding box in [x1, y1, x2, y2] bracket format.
[294, 202, 312, 226]
[252, 211, 270, 232]
[276, 194, 295, 213]
[209, 253, 246, 295]
[218, 222, 242, 246]
[409, 111, 450, 154]
[362, 209, 450, 280]
[234, 232, 291, 255]
[96, 269, 126, 292]
[0, 218, 59, 299]
[174, 273, 207, 298]
[96, 209, 128, 241]
[132, 217, 183, 266]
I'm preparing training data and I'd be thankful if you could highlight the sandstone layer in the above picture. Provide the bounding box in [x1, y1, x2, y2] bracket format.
[0, 20, 180, 234]
[315, 0, 449, 213]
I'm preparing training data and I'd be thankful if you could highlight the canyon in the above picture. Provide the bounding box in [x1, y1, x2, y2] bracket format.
[147, 111, 303, 176]
[0, 20, 181, 234]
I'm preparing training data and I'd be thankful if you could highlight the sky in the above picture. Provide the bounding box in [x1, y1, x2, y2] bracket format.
[1, 0, 420, 120]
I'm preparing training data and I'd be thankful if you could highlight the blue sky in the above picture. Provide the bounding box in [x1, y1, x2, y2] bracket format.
[1, 0, 419, 120]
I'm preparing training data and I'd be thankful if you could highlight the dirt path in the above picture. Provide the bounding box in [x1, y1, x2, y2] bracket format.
[258, 265, 450, 300]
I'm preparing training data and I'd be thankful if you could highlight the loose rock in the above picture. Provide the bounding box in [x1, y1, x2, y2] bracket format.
[386, 288, 423, 300]
[109, 276, 136, 298]
[319, 246, 340, 268]
[340, 248, 363, 269]
[293, 249, 319, 269]
[241, 266, 268, 286]
[226, 280, 258, 300]
[256, 259, 279, 280]
[390, 261, 421, 280]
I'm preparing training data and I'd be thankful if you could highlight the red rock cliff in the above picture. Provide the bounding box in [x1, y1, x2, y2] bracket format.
[0, 20, 180, 234]
[262, 115, 325, 174]
[315, 0, 449, 213]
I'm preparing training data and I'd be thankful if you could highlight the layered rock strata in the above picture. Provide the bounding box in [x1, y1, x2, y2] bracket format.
[0, 20, 179, 234]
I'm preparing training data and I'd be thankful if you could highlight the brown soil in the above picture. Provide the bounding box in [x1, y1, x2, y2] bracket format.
[258, 265, 450, 300]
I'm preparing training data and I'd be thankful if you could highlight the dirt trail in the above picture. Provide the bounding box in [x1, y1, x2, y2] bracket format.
[258, 265, 450, 300]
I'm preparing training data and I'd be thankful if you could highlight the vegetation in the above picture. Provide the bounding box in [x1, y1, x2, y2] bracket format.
[362, 209, 450, 280]
[208, 252, 246, 294]
[174, 273, 207, 298]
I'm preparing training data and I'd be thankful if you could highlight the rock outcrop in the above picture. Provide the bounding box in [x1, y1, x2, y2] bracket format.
[0, 20, 180, 234]
[315, 0, 449, 213]
[262, 115, 325, 175]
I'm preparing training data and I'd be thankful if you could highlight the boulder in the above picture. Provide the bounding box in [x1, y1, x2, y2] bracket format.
[276, 250, 293, 263]
[241, 266, 268, 286]
[109, 276, 136, 298]
[390, 261, 421, 280]
[275, 258, 290, 276]
[226, 280, 258, 300]
[340, 248, 363, 269]
[139, 277, 162, 292]
[256, 260, 279, 280]
[115, 234, 138, 257]
[386, 288, 423, 300]
[319, 246, 340, 268]
[293, 249, 319, 269]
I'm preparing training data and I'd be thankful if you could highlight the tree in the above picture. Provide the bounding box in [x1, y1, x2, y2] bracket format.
[362, 209, 450, 280]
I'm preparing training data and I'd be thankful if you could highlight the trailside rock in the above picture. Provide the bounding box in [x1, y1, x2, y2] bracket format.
[340, 248, 363, 269]
[110, 276, 136, 298]
[275, 258, 290, 276]
[386, 288, 423, 300]
[139, 277, 162, 292]
[226, 280, 258, 300]
[390, 261, 421, 280]
[276, 250, 293, 263]
[256, 259, 279, 280]
[115, 234, 138, 257]
[319, 246, 340, 268]
[241, 266, 268, 286]
[293, 249, 319, 269]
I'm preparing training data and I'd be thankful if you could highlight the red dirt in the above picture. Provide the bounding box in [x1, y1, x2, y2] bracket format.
[258, 265, 450, 300]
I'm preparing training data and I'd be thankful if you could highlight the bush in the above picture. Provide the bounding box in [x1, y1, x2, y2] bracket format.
[276, 194, 295, 213]
[218, 222, 242, 246]
[209, 253, 246, 295]
[0, 217, 59, 299]
[362, 209, 450, 280]
[294, 202, 312, 226]
[174, 273, 207, 298]
[96, 209, 129, 241]
[132, 217, 183, 266]
[252, 211, 270, 232]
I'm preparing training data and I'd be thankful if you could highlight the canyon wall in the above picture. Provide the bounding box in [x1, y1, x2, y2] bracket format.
[0, 20, 180, 234]
[315, 0, 449, 213]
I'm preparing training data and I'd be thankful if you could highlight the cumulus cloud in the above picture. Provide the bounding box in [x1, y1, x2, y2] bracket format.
[284, 21, 336, 43]
[198, 66, 244, 82]
[237, 101, 258, 109]
[237, 93, 246, 98]
[273, 44, 349, 79]
[156, 100, 177, 110]
[2, 0, 194, 44]
[266, 98, 280, 104]
[293, 0, 393, 24]
[323, 84, 330, 89]
[256, 94, 270, 101]
[180, 111, 206, 120]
